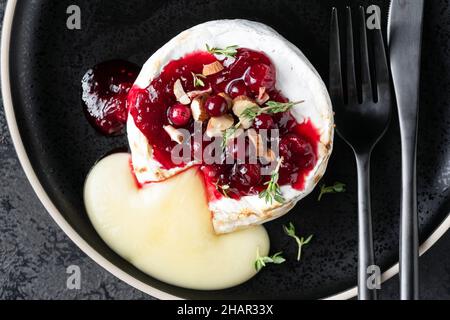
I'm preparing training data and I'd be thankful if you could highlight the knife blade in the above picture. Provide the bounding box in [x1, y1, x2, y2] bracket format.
[388, 0, 425, 300]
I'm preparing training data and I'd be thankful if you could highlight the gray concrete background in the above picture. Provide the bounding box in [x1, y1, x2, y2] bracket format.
[0, 0, 449, 300]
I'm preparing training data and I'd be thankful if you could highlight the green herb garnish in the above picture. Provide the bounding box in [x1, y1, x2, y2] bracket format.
[259, 157, 284, 204]
[191, 72, 206, 88]
[254, 248, 285, 271]
[241, 100, 304, 122]
[283, 222, 313, 261]
[206, 44, 239, 58]
[214, 181, 230, 198]
[221, 126, 238, 151]
[317, 182, 346, 201]
[221, 100, 303, 151]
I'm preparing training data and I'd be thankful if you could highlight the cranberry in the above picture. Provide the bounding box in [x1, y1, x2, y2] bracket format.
[279, 162, 299, 185]
[231, 163, 262, 188]
[273, 111, 297, 134]
[168, 103, 192, 127]
[279, 133, 315, 168]
[202, 164, 227, 180]
[226, 80, 251, 98]
[226, 138, 249, 163]
[254, 114, 276, 131]
[205, 95, 228, 117]
[81, 59, 140, 135]
[244, 63, 276, 93]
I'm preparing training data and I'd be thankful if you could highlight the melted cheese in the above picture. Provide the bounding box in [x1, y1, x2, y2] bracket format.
[84, 153, 270, 290]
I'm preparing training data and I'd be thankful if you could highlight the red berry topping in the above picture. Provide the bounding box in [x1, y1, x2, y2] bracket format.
[168, 103, 192, 127]
[82, 59, 140, 135]
[244, 63, 276, 93]
[226, 80, 251, 98]
[231, 163, 262, 188]
[205, 95, 228, 117]
[279, 133, 315, 168]
[254, 114, 276, 131]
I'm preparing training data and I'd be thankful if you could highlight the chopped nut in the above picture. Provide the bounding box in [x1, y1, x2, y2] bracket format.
[202, 61, 224, 76]
[218, 92, 233, 110]
[206, 114, 234, 137]
[248, 129, 276, 162]
[264, 148, 276, 162]
[163, 125, 185, 144]
[232, 95, 259, 129]
[247, 129, 265, 157]
[190, 95, 210, 122]
[256, 87, 270, 105]
[187, 86, 212, 99]
[173, 79, 191, 105]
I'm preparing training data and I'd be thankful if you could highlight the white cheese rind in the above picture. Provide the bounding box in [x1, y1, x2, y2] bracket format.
[127, 19, 334, 234]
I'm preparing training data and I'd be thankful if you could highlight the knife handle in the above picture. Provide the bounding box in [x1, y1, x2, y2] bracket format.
[399, 124, 419, 300]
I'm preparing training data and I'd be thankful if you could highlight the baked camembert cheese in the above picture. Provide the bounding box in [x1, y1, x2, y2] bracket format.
[127, 20, 334, 234]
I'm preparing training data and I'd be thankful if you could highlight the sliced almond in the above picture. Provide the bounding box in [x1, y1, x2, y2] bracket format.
[190, 95, 210, 122]
[232, 95, 259, 129]
[163, 125, 185, 144]
[202, 61, 224, 76]
[173, 79, 191, 105]
[187, 86, 212, 99]
[256, 87, 270, 105]
[206, 114, 234, 138]
[264, 148, 276, 162]
[247, 129, 265, 157]
[247, 128, 276, 162]
[218, 92, 233, 110]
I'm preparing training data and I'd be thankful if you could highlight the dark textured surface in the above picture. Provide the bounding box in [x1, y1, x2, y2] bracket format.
[0, 0, 449, 299]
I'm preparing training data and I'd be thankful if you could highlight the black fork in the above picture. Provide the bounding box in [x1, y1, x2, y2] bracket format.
[329, 7, 392, 300]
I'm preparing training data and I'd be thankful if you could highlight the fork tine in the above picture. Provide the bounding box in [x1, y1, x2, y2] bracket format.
[359, 6, 372, 102]
[346, 7, 358, 103]
[329, 7, 343, 105]
[373, 26, 390, 101]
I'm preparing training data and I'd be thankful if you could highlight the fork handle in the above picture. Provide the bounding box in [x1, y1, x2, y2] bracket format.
[356, 152, 377, 300]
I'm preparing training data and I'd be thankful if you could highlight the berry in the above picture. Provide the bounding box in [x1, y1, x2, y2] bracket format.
[205, 95, 228, 117]
[226, 80, 251, 98]
[81, 59, 140, 135]
[244, 63, 276, 93]
[168, 103, 192, 126]
[231, 163, 262, 188]
[273, 111, 296, 134]
[254, 114, 276, 131]
[279, 133, 315, 168]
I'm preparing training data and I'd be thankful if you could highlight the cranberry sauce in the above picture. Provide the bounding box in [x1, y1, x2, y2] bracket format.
[127, 48, 320, 199]
[82, 60, 140, 135]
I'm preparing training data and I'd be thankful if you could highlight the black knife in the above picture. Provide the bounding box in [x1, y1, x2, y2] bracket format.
[388, 0, 425, 300]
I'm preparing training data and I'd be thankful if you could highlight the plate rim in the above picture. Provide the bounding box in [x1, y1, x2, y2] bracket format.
[2, 0, 449, 300]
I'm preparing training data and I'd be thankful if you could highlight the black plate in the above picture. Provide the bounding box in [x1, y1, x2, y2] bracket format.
[5, 0, 450, 299]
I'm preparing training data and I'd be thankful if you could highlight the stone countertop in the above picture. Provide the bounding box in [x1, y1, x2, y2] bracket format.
[0, 0, 449, 300]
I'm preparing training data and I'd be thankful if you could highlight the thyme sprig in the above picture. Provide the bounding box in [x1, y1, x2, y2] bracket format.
[206, 44, 239, 58]
[259, 157, 284, 204]
[221, 125, 239, 151]
[191, 72, 206, 88]
[317, 182, 346, 201]
[241, 100, 305, 122]
[214, 180, 230, 198]
[221, 100, 304, 151]
[254, 248, 285, 272]
[283, 222, 313, 261]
